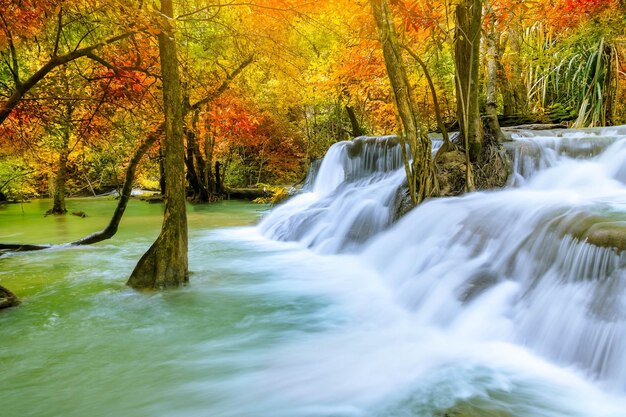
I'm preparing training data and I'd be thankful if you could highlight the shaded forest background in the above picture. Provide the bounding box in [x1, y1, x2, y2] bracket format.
[0, 0, 625, 203]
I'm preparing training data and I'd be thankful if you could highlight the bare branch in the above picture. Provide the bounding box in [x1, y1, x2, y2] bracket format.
[53, 6, 63, 56]
[189, 55, 254, 112]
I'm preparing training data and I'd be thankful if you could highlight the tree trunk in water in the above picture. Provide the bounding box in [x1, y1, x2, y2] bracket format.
[485, 20, 506, 143]
[127, 0, 188, 290]
[369, 0, 437, 204]
[50, 148, 68, 214]
[185, 125, 210, 202]
[0, 285, 20, 310]
[0, 130, 161, 251]
[49, 98, 73, 215]
[73, 131, 160, 245]
[454, 0, 483, 162]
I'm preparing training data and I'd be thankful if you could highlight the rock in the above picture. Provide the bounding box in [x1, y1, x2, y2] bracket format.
[457, 270, 500, 303]
[554, 212, 626, 253]
[581, 222, 626, 253]
[0, 285, 20, 310]
[392, 186, 414, 221]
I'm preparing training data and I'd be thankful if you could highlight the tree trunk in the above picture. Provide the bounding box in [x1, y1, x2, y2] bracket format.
[401, 45, 451, 146]
[185, 121, 210, 202]
[215, 161, 223, 195]
[204, 117, 217, 195]
[158, 144, 166, 195]
[1, 130, 161, 251]
[345, 105, 364, 137]
[73, 131, 161, 245]
[604, 44, 615, 126]
[504, 20, 529, 117]
[185, 133, 201, 198]
[485, 19, 505, 143]
[127, 0, 188, 290]
[48, 98, 73, 215]
[454, 0, 483, 161]
[369, 0, 437, 204]
[50, 148, 69, 214]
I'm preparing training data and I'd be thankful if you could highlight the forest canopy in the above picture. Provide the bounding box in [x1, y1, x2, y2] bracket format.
[0, 0, 624, 202]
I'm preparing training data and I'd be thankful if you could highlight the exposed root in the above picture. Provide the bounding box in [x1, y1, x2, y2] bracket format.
[474, 134, 510, 190]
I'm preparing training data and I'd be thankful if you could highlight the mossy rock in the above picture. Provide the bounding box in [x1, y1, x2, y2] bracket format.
[575, 220, 626, 252]
[252, 185, 289, 205]
[552, 212, 626, 253]
[0, 285, 20, 310]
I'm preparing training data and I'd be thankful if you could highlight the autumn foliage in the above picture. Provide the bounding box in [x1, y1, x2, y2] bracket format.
[0, 0, 624, 201]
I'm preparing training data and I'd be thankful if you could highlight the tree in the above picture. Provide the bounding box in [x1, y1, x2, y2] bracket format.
[484, 1, 505, 142]
[127, 0, 188, 290]
[455, 0, 483, 164]
[369, 0, 438, 205]
[0, 1, 136, 126]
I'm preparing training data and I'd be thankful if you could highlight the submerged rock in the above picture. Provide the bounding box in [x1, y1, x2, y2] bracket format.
[555, 212, 626, 253]
[576, 221, 626, 253]
[0, 285, 20, 310]
[457, 270, 500, 303]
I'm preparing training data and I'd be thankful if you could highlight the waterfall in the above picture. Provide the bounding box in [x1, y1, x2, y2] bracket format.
[259, 127, 626, 394]
[258, 136, 407, 253]
[507, 126, 626, 186]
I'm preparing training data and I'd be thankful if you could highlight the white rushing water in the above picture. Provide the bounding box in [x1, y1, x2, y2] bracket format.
[259, 136, 407, 253]
[3, 129, 626, 417]
[250, 127, 626, 416]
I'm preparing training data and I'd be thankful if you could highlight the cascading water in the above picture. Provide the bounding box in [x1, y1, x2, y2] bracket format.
[507, 126, 626, 185]
[3, 128, 626, 417]
[259, 136, 407, 253]
[255, 126, 626, 415]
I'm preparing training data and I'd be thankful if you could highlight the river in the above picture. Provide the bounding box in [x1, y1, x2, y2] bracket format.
[1, 127, 626, 416]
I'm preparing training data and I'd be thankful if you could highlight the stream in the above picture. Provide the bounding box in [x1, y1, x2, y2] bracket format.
[1, 126, 626, 417]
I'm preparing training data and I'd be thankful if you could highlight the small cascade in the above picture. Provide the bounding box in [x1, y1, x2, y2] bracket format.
[301, 159, 321, 192]
[508, 126, 626, 185]
[260, 125, 626, 394]
[358, 132, 626, 390]
[258, 136, 406, 253]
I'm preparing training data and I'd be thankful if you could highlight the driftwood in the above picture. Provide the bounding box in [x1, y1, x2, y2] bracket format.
[225, 187, 272, 200]
[503, 123, 568, 131]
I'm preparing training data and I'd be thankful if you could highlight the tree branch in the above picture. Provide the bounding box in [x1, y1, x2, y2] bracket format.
[0, 31, 135, 126]
[0, 12, 20, 88]
[188, 55, 254, 112]
[400, 44, 450, 145]
[53, 6, 63, 56]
